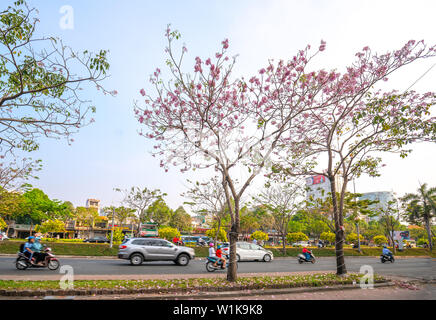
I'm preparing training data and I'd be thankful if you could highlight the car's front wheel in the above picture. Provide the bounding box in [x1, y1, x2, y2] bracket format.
[263, 254, 272, 262]
[130, 253, 144, 266]
[176, 254, 190, 266]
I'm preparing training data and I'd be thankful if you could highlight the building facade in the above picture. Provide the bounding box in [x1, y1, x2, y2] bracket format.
[358, 191, 395, 221]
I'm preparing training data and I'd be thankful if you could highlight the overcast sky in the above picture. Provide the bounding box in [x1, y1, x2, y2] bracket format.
[13, 0, 436, 211]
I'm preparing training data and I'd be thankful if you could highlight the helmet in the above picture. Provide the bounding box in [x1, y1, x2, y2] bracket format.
[209, 242, 214, 247]
[383, 244, 387, 248]
[28, 236, 35, 240]
[217, 245, 222, 249]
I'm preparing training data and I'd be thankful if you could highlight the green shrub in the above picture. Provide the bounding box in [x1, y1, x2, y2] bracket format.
[320, 232, 335, 244]
[346, 233, 364, 244]
[250, 231, 269, 241]
[206, 227, 228, 242]
[158, 226, 180, 240]
[286, 232, 308, 244]
[373, 235, 388, 246]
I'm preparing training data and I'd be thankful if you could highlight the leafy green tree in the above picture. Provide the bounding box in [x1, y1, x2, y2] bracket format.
[0, 216, 6, 230]
[35, 219, 65, 237]
[17, 188, 58, 233]
[116, 186, 166, 233]
[402, 183, 436, 251]
[145, 199, 172, 226]
[0, 187, 23, 233]
[106, 206, 136, 227]
[320, 232, 335, 245]
[74, 206, 99, 238]
[239, 212, 260, 236]
[346, 232, 364, 244]
[250, 230, 269, 242]
[288, 220, 307, 233]
[206, 227, 228, 242]
[376, 200, 401, 253]
[308, 219, 329, 241]
[169, 206, 192, 232]
[158, 226, 180, 240]
[373, 235, 388, 246]
[108, 227, 123, 244]
[182, 177, 227, 238]
[286, 232, 309, 244]
[253, 181, 303, 253]
[0, 0, 114, 155]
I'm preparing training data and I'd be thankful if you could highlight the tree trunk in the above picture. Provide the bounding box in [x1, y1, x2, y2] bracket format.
[227, 201, 239, 282]
[282, 233, 286, 255]
[329, 176, 347, 275]
[425, 217, 433, 251]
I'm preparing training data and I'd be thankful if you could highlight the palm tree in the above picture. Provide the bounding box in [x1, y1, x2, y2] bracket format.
[402, 183, 436, 251]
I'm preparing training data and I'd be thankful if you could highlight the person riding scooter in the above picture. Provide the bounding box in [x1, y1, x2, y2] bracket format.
[382, 245, 393, 259]
[302, 247, 312, 261]
[31, 236, 47, 265]
[22, 236, 36, 263]
[215, 244, 226, 269]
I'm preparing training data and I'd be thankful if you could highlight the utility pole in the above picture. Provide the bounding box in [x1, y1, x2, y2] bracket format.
[353, 180, 361, 253]
[110, 207, 115, 248]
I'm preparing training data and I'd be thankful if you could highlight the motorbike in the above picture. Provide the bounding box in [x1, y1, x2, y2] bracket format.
[16, 246, 60, 270]
[380, 254, 395, 263]
[297, 252, 316, 264]
[205, 254, 237, 272]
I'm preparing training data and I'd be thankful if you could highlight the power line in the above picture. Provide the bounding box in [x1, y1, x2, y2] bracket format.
[405, 62, 436, 92]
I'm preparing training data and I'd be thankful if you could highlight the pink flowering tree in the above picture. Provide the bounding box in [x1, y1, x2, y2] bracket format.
[134, 26, 326, 281]
[275, 40, 436, 275]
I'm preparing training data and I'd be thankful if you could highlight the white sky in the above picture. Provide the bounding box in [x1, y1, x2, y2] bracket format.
[19, 0, 436, 211]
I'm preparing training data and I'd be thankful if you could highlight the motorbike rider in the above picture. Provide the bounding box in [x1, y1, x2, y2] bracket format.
[302, 246, 312, 261]
[23, 236, 36, 263]
[31, 236, 47, 265]
[215, 244, 226, 269]
[382, 245, 393, 259]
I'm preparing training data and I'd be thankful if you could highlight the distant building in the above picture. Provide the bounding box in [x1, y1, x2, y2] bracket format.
[358, 191, 395, 221]
[306, 175, 331, 201]
[86, 198, 100, 211]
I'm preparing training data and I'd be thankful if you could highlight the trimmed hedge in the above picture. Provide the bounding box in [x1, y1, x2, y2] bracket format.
[1, 241, 434, 257]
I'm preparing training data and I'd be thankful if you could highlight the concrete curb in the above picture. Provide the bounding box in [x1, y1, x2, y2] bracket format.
[0, 280, 393, 298]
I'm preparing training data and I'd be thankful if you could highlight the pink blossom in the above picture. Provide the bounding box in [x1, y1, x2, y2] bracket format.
[319, 40, 326, 52]
[140, 89, 146, 96]
[222, 39, 229, 49]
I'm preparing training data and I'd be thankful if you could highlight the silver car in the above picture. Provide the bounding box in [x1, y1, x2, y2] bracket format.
[236, 242, 274, 262]
[118, 238, 195, 266]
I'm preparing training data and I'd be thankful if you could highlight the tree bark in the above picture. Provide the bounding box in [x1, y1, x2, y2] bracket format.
[329, 176, 347, 275]
[425, 217, 433, 251]
[227, 200, 239, 282]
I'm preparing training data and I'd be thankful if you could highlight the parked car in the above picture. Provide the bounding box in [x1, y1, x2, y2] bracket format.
[83, 236, 109, 243]
[292, 241, 310, 247]
[0, 232, 9, 241]
[118, 237, 195, 266]
[220, 242, 230, 255]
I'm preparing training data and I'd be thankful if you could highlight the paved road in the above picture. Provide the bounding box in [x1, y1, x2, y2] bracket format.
[0, 256, 434, 281]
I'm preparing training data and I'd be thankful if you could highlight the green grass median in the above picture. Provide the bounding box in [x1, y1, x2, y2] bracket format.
[0, 273, 388, 293]
[1, 241, 434, 257]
